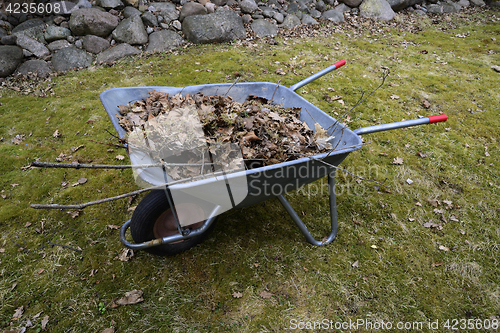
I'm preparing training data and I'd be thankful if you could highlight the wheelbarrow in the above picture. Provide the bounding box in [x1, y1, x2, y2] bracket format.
[100, 60, 447, 256]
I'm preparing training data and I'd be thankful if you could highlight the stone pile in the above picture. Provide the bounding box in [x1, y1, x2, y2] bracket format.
[0, 0, 493, 78]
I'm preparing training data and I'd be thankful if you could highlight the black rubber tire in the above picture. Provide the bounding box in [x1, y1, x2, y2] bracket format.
[130, 190, 217, 256]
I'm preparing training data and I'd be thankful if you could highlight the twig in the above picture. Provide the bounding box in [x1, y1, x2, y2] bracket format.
[31, 161, 214, 169]
[270, 79, 281, 103]
[83, 138, 124, 149]
[224, 77, 239, 97]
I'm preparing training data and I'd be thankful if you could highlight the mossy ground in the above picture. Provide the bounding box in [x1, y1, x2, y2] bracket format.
[1, 10, 499, 333]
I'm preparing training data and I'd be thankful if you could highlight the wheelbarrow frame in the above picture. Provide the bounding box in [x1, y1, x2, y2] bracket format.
[100, 61, 447, 252]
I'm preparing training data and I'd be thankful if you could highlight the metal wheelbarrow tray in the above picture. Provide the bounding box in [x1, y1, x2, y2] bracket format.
[100, 61, 447, 256]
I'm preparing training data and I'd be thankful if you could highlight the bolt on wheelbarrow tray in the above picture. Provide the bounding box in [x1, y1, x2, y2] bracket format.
[100, 60, 447, 256]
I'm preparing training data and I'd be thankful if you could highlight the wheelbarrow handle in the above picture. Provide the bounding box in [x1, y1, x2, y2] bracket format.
[289, 60, 346, 92]
[353, 114, 447, 135]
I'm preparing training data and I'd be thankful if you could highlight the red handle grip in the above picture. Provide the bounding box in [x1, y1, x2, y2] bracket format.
[334, 59, 346, 68]
[428, 114, 447, 124]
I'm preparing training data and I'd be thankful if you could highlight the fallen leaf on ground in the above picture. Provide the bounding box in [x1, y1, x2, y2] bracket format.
[408, 217, 415, 222]
[0, 248, 5, 253]
[53, 130, 61, 138]
[438, 245, 449, 252]
[352, 260, 359, 268]
[11, 183, 19, 187]
[41, 315, 49, 330]
[491, 65, 500, 72]
[417, 151, 427, 158]
[127, 206, 137, 212]
[390, 94, 400, 99]
[107, 225, 120, 230]
[431, 262, 443, 267]
[259, 291, 273, 299]
[101, 328, 115, 333]
[67, 210, 80, 218]
[406, 178, 414, 185]
[423, 221, 443, 230]
[232, 292, 243, 298]
[422, 100, 431, 108]
[450, 215, 459, 222]
[427, 199, 440, 207]
[13, 306, 24, 319]
[77, 177, 88, 184]
[117, 248, 134, 262]
[38, 268, 45, 275]
[12, 134, 25, 145]
[392, 157, 404, 165]
[25, 222, 31, 227]
[371, 245, 378, 249]
[117, 290, 144, 305]
[415, 202, 422, 207]
[115, 155, 125, 160]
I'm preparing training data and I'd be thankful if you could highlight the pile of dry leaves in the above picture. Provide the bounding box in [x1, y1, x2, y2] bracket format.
[116, 90, 332, 179]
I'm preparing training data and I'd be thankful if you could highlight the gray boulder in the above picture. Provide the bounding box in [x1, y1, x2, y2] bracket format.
[142, 11, 159, 27]
[334, 3, 352, 11]
[387, 0, 424, 11]
[443, 2, 461, 12]
[340, 0, 363, 7]
[0, 45, 24, 78]
[44, 25, 72, 43]
[69, 8, 120, 37]
[251, 19, 278, 37]
[457, 0, 469, 7]
[274, 12, 284, 23]
[12, 19, 46, 44]
[212, 0, 228, 5]
[96, 43, 140, 63]
[97, 0, 124, 9]
[179, 2, 208, 21]
[287, 2, 301, 13]
[150, 2, 177, 11]
[316, 0, 327, 11]
[182, 10, 245, 44]
[47, 39, 72, 51]
[240, 0, 259, 13]
[160, 8, 180, 24]
[321, 9, 345, 22]
[15, 35, 50, 58]
[14, 59, 53, 78]
[52, 47, 93, 72]
[146, 30, 185, 52]
[426, 4, 443, 13]
[470, 0, 485, 6]
[82, 35, 111, 53]
[0, 27, 6, 38]
[112, 15, 148, 45]
[281, 14, 301, 29]
[123, 6, 142, 18]
[360, 0, 395, 20]
[123, 0, 139, 7]
[301, 14, 318, 25]
[1, 35, 18, 45]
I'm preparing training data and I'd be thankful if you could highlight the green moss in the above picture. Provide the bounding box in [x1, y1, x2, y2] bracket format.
[1, 10, 500, 332]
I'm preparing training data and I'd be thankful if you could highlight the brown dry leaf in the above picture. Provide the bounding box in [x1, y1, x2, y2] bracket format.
[117, 248, 134, 262]
[11, 183, 19, 187]
[117, 289, 144, 305]
[107, 225, 120, 230]
[427, 199, 440, 207]
[41, 315, 49, 330]
[115, 155, 125, 160]
[408, 217, 416, 222]
[392, 157, 404, 165]
[12, 134, 25, 145]
[417, 151, 427, 158]
[450, 215, 459, 222]
[77, 177, 88, 184]
[390, 94, 400, 100]
[352, 260, 359, 268]
[259, 291, 273, 299]
[422, 100, 431, 109]
[0, 248, 5, 253]
[431, 262, 443, 267]
[438, 245, 449, 252]
[53, 130, 61, 138]
[127, 206, 137, 212]
[25, 222, 32, 227]
[67, 210, 80, 219]
[12, 306, 24, 319]
[101, 328, 115, 333]
[38, 268, 45, 275]
[433, 208, 443, 215]
[232, 292, 243, 298]
[379, 152, 388, 156]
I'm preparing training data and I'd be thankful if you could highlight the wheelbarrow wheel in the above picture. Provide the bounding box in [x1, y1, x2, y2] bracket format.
[130, 190, 217, 256]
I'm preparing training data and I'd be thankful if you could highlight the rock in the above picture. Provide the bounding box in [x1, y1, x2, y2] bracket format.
[44, 25, 72, 43]
[240, 0, 260, 13]
[172, 20, 182, 30]
[340, 0, 363, 7]
[301, 14, 318, 25]
[252, 13, 265, 19]
[242, 14, 253, 23]
[179, 2, 208, 21]
[1, 35, 18, 45]
[15, 35, 50, 58]
[123, 6, 142, 17]
[212, 0, 228, 5]
[96, 43, 140, 63]
[360, 0, 395, 20]
[469, 0, 485, 6]
[52, 47, 93, 72]
[53, 16, 67, 25]
[0, 27, 6, 38]
[123, 0, 139, 7]
[82, 35, 110, 53]
[141, 11, 159, 26]
[14, 59, 53, 78]
[334, 3, 352, 11]
[274, 12, 284, 23]
[387, 0, 424, 11]
[47, 39, 72, 51]
[146, 30, 185, 52]
[316, 0, 327, 10]
[150, 2, 177, 11]
[69, 8, 120, 37]
[77, 0, 93, 9]
[206, 2, 216, 13]
[12, 19, 46, 44]
[75, 39, 83, 48]
[262, 8, 277, 18]
[443, 2, 461, 12]
[491, 1, 500, 7]
[182, 9, 245, 44]
[198, 0, 210, 5]
[0, 45, 24, 78]
[160, 8, 180, 24]
[97, 0, 125, 9]
[322, 9, 345, 22]
[112, 15, 148, 45]
[287, 2, 301, 13]
[251, 19, 278, 37]
[426, 4, 443, 13]
[457, 0, 469, 7]
[281, 14, 301, 29]
[414, 9, 426, 14]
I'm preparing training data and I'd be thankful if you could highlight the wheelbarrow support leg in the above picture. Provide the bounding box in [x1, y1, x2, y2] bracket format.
[277, 171, 338, 246]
